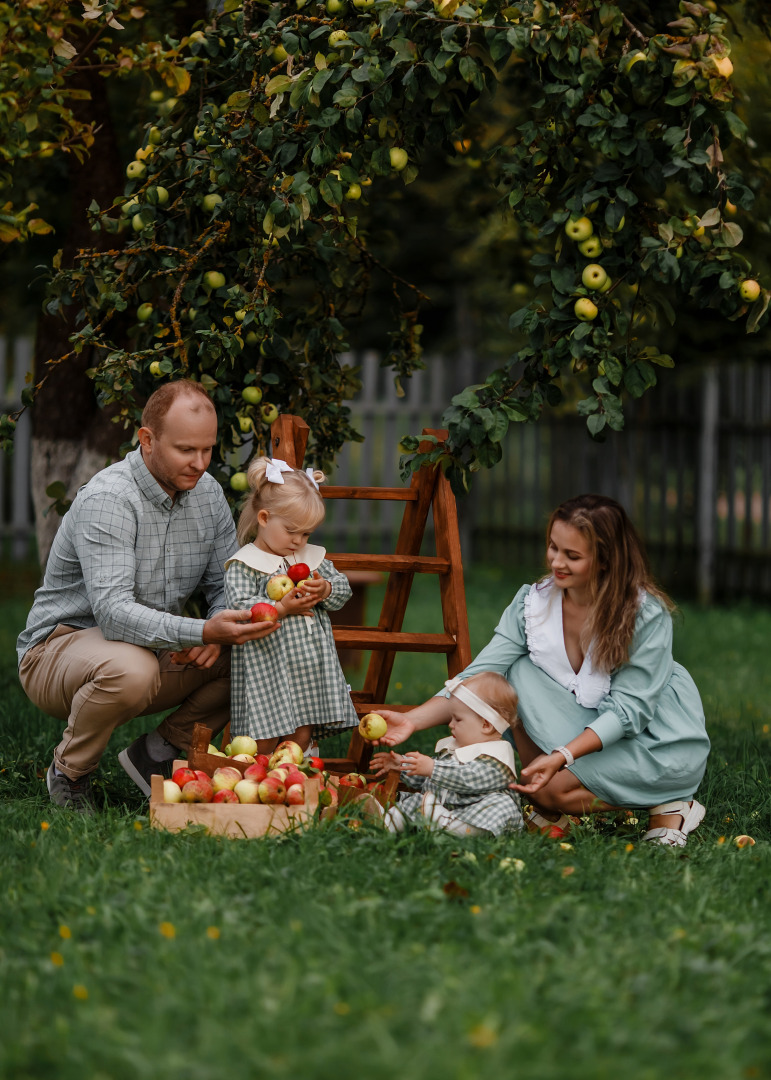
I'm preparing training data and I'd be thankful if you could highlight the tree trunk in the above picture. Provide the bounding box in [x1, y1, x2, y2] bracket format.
[31, 1, 210, 567]
[31, 64, 126, 566]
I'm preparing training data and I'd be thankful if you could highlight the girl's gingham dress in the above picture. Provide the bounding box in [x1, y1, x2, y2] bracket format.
[224, 542, 359, 741]
[397, 736, 524, 835]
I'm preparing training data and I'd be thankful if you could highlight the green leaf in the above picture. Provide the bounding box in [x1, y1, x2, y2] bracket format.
[623, 359, 657, 398]
[587, 412, 606, 437]
[265, 75, 293, 96]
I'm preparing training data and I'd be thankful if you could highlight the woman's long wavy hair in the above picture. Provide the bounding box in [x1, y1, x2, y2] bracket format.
[545, 494, 674, 673]
[237, 457, 327, 546]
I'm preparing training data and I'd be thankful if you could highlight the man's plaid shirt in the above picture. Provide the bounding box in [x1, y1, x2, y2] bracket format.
[18, 448, 236, 663]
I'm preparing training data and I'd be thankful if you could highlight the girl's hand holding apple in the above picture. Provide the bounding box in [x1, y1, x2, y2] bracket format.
[276, 587, 319, 618]
[294, 571, 332, 604]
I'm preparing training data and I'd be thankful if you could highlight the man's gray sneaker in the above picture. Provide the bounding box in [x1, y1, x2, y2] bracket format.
[46, 763, 96, 815]
[118, 734, 175, 797]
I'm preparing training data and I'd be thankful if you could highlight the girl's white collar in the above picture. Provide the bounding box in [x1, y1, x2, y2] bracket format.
[434, 736, 517, 776]
[224, 541, 326, 575]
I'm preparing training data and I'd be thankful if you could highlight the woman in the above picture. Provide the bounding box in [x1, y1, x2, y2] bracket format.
[379, 495, 710, 847]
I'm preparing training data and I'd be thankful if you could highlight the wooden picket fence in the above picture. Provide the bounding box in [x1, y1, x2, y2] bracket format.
[3, 335, 771, 602]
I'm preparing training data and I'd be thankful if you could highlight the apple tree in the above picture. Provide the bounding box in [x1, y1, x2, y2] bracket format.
[6, 0, 771, 499]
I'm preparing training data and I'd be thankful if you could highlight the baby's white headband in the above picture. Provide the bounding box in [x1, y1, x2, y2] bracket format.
[443, 676, 509, 735]
[265, 458, 319, 491]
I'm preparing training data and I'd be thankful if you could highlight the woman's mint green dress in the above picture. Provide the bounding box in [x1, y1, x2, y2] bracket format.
[457, 581, 710, 808]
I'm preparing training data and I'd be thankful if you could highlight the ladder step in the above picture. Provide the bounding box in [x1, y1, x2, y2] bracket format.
[322, 486, 418, 502]
[328, 553, 451, 574]
[349, 697, 416, 712]
[333, 629, 456, 652]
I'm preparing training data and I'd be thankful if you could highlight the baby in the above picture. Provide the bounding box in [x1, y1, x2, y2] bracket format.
[371, 671, 523, 837]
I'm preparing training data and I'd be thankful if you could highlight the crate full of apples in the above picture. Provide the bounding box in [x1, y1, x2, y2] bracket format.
[149, 737, 334, 838]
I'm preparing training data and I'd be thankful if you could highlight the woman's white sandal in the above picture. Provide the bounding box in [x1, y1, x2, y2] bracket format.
[643, 799, 705, 847]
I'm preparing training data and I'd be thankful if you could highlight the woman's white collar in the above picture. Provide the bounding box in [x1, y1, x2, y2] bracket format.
[524, 578, 611, 709]
[224, 542, 326, 575]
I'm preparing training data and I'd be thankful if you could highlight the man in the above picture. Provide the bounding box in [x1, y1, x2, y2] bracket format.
[17, 380, 279, 813]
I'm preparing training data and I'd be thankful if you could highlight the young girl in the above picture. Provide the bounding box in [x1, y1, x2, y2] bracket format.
[371, 672, 524, 837]
[224, 456, 359, 754]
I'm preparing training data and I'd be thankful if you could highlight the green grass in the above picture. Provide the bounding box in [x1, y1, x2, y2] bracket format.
[1, 564, 771, 1080]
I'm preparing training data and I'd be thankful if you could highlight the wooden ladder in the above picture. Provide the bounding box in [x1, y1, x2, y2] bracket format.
[221, 414, 472, 777]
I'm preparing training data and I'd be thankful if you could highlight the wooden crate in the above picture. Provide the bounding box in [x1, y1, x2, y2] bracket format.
[149, 768, 322, 838]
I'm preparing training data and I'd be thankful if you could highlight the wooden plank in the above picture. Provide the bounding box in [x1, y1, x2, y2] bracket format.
[271, 414, 309, 469]
[327, 553, 450, 573]
[432, 468, 473, 676]
[322, 486, 418, 502]
[333, 628, 456, 652]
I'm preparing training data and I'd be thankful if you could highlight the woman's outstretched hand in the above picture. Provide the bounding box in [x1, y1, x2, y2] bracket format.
[369, 710, 416, 747]
[510, 752, 563, 795]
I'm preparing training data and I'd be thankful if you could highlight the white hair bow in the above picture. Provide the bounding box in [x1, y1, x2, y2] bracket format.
[305, 468, 319, 491]
[443, 676, 509, 735]
[265, 458, 293, 484]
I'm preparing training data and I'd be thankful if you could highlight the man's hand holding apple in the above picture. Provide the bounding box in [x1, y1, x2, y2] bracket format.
[202, 609, 282, 646]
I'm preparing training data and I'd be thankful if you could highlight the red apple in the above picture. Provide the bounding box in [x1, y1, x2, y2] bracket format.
[310, 756, 325, 771]
[251, 602, 279, 623]
[172, 767, 197, 788]
[194, 770, 213, 784]
[244, 762, 268, 784]
[212, 766, 242, 793]
[268, 766, 291, 784]
[180, 778, 213, 802]
[233, 778, 262, 804]
[213, 789, 239, 803]
[287, 563, 310, 584]
[258, 776, 287, 804]
[286, 783, 305, 805]
[275, 739, 305, 764]
[255, 754, 270, 769]
[282, 766, 305, 788]
[339, 773, 367, 789]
